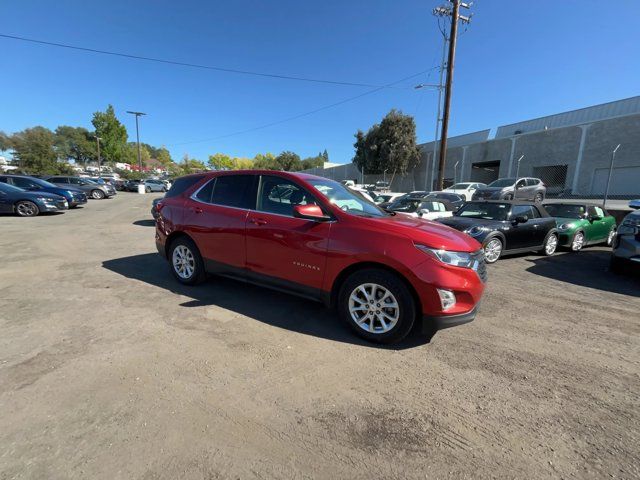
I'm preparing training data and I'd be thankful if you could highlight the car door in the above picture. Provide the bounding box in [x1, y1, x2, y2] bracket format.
[587, 206, 609, 242]
[527, 205, 550, 245]
[513, 179, 528, 199]
[245, 175, 331, 296]
[507, 204, 539, 249]
[183, 174, 257, 273]
[0, 187, 13, 213]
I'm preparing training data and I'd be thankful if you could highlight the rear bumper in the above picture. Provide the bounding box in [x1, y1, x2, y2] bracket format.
[422, 305, 478, 332]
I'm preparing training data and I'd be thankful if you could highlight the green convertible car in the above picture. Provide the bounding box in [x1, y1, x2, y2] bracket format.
[545, 203, 617, 251]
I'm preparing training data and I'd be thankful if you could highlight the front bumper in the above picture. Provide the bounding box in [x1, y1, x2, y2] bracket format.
[557, 231, 575, 246]
[40, 199, 68, 211]
[422, 304, 478, 332]
[612, 234, 640, 261]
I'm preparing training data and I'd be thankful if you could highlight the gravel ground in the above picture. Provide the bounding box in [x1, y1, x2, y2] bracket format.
[1, 193, 638, 480]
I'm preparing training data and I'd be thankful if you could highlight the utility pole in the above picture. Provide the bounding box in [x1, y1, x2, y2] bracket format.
[603, 144, 621, 209]
[95, 136, 102, 176]
[514, 154, 524, 179]
[126, 111, 147, 173]
[434, 1, 472, 190]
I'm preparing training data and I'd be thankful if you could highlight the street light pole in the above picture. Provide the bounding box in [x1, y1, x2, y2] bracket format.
[126, 111, 147, 173]
[95, 136, 102, 176]
[603, 144, 621, 209]
[514, 154, 524, 179]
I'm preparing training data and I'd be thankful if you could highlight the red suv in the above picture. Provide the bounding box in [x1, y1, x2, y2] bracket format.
[155, 171, 486, 344]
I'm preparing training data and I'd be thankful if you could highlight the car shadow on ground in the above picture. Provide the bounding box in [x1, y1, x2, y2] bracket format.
[133, 219, 156, 227]
[524, 249, 640, 297]
[102, 253, 434, 349]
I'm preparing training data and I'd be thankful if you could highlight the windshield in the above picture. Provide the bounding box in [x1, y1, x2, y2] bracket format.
[308, 178, 388, 217]
[545, 204, 586, 219]
[0, 182, 25, 193]
[426, 192, 462, 202]
[455, 202, 510, 220]
[449, 183, 471, 189]
[374, 194, 391, 203]
[488, 178, 516, 188]
[419, 201, 447, 212]
[388, 198, 422, 213]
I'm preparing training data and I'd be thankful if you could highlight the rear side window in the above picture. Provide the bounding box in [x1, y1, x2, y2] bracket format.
[195, 179, 215, 203]
[526, 178, 539, 186]
[165, 175, 205, 198]
[530, 206, 541, 218]
[210, 175, 256, 209]
[511, 205, 536, 219]
[50, 177, 67, 183]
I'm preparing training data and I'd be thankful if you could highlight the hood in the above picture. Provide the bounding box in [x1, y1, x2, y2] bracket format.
[437, 216, 505, 232]
[363, 213, 481, 252]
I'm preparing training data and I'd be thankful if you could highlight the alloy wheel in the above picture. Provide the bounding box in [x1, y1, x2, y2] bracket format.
[572, 232, 585, 251]
[607, 229, 616, 246]
[172, 245, 195, 279]
[534, 193, 543, 203]
[545, 234, 558, 255]
[348, 283, 399, 334]
[16, 201, 38, 217]
[484, 238, 502, 263]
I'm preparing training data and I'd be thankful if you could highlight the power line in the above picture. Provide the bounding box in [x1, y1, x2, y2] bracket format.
[0, 33, 414, 90]
[167, 68, 439, 147]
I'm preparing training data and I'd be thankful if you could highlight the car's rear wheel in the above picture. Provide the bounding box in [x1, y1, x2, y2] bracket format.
[542, 233, 558, 256]
[338, 269, 415, 344]
[483, 237, 503, 264]
[15, 201, 39, 217]
[504, 194, 513, 200]
[145, 186, 152, 193]
[169, 237, 206, 285]
[91, 189, 105, 199]
[534, 192, 544, 203]
[571, 231, 585, 252]
[606, 228, 616, 247]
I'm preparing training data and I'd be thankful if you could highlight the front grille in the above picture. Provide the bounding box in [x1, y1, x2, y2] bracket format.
[472, 250, 487, 282]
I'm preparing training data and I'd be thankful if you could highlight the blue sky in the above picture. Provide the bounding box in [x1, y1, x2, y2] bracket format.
[1, 0, 639, 164]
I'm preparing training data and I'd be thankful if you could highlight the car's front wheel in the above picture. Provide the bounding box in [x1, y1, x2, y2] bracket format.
[571, 231, 585, 252]
[169, 237, 206, 285]
[483, 237, 503, 264]
[542, 233, 558, 256]
[338, 269, 415, 344]
[145, 186, 152, 193]
[15, 201, 39, 217]
[91, 189, 105, 199]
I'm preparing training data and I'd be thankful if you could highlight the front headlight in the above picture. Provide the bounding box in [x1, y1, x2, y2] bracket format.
[558, 222, 575, 231]
[466, 225, 486, 237]
[36, 196, 56, 204]
[415, 244, 475, 268]
[618, 219, 639, 235]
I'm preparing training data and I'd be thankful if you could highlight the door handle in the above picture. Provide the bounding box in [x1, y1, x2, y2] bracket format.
[191, 207, 203, 214]
[250, 218, 267, 226]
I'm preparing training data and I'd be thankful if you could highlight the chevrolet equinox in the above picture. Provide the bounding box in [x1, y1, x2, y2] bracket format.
[155, 171, 487, 344]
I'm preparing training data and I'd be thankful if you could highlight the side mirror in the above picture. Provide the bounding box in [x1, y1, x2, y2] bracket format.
[514, 215, 528, 224]
[292, 204, 330, 222]
[589, 215, 602, 222]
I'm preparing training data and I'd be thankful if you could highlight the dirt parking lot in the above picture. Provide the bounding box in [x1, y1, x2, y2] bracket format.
[1, 193, 639, 480]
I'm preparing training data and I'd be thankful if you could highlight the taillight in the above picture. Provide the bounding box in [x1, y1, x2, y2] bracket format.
[156, 201, 165, 212]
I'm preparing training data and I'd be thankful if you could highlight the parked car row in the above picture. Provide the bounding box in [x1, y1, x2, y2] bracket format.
[124, 178, 172, 193]
[0, 174, 117, 217]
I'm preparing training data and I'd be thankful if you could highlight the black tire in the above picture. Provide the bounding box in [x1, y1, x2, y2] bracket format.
[570, 231, 585, 252]
[534, 192, 544, 203]
[15, 200, 40, 217]
[145, 186, 152, 193]
[338, 268, 416, 344]
[540, 232, 558, 256]
[168, 237, 207, 285]
[482, 237, 503, 264]
[91, 189, 105, 200]
[504, 193, 513, 200]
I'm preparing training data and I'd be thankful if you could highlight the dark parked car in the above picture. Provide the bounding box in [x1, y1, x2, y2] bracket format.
[610, 200, 640, 274]
[472, 177, 546, 202]
[0, 182, 68, 216]
[437, 200, 559, 263]
[155, 171, 487, 344]
[87, 177, 117, 197]
[44, 175, 112, 200]
[424, 192, 466, 211]
[123, 179, 142, 192]
[0, 174, 87, 207]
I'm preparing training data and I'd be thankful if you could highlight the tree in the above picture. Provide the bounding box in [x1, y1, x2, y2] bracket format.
[155, 147, 172, 167]
[352, 109, 420, 176]
[54, 126, 95, 169]
[232, 157, 253, 170]
[0, 131, 11, 152]
[9, 126, 71, 174]
[275, 151, 301, 171]
[321, 149, 329, 162]
[180, 154, 207, 174]
[253, 152, 278, 170]
[208, 153, 234, 171]
[91, 105, 128, 164]
[123, 142, 151, 168]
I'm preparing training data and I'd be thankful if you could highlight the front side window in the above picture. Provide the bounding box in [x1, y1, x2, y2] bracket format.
[258, 176, 317, 217]
[515, 179, 527, 189]
[488, 178, 516, 188]
[50, 177, 67, 183]
[455, 202, 510, 221]
[511, 205, 535, 219]
[594, 206, 605, 217]
[545, 204, 585, 219]
[308, 178, 388, 218]
[210, 175, 255, 209]
[12, 177, 39, 189]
